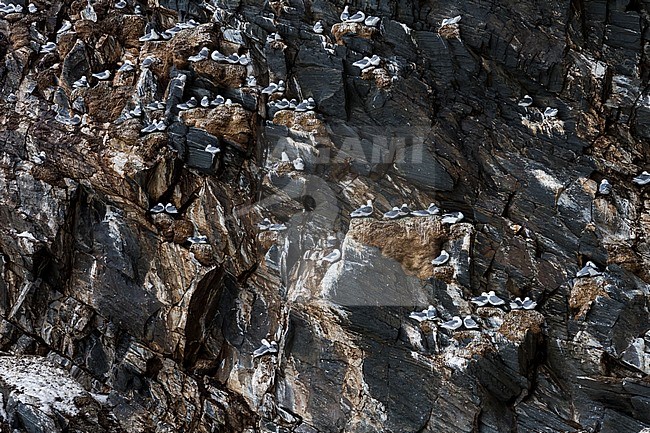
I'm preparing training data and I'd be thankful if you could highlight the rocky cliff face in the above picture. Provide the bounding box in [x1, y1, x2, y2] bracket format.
[0, 0, 649, 431]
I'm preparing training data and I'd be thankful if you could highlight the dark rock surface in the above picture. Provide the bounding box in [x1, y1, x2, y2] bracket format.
[0, 0, 649, 431]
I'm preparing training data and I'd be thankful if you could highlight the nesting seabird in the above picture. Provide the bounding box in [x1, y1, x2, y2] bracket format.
[72, 76, 89, 88]
[40, 42, 57, 54]
[543, 107, 558, 118]
[522, 297, 537, 310]
[440, 316, 463, 331]
[598, 179, 612, 195]
[187, 235, 208, 244]
[487, 291, 505, 306]
[364, 16, 380, 26]
[262, 81, 285, 95]
[269, 223, 287, 231]
[205, 144, 220, 156]
[141, 122, 158, 133]
[57, 20, 72, 34]
[246, 76, 257, 87]
[177, 97, 198, 110]
[118, 60, 135, 72]
[409, 305, 437, 322]
[210, 50, 227, 61]
[340, 5, 350, 21]
[92, 70, 111, 80]
[139, 28, 161, 42]
[164, 203, 178, 214]
[141, 56, 156, 68]
[189, 47, 210, 62]
[471, 292, 489, 306]
[292, 157, 305, 171]
[134, 4, 142, 14]
[509, 297, 524, 310]
[632, 171, 650, 185]
[518, 95, 533, 107]
[115, 0, 127, 8]
[211, 95, 225, 106]
[576, 261, 601, 277]
[313, 21, 324, 34]
[253, 339, 278, 357]
[382, 207, 400, 219]
[258, 218, 272, 231]
[322, 249, 341, 263]
[295, 100, 311, 112]
[431, 250, 450, 266]
[350, 200, 373, 218]
[346, 11, 366, 23]
[463, 315, 479, 329]
[398, 204, 411, 217]
[225, 54, 240, 64]
[441, 15, 461, 26]
[129, 105, 142, 117]
[441, 211, 464, 224]
[28, 3, 37, 13]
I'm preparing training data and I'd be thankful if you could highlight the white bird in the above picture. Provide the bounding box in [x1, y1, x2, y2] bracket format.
[118, 60, 135, 72]
[313, 21, 324, 34]
[253, 339, 278, 357]
[40, 42, 57, 54]
[211, 95, 225, 106]
[463, 315, 479, 329]
[322, 249, 341, 263]
[57, 20, 72, 34]
[292, 157, 305, 171]
[28, 3, 37, 13]
[431, 250, 450, 266]
[522, 297, 537, 310]
[441, 15, 462, 26]
[149, 203, 164, 213]
[346, 11, 365, 23]
[352, 57, 375, 71]
[632, 171, 650, 185]
[177, 97, 198, 110]
[165, 203, 178, 214]
[141, 56, 156, 68]
[258, 218, 272, 231]
[510, 297, 524, 310]
[340, 5, 349, 21]
[409, 305, 437, 322]
[205, 144, 220, 155]
[72, 76, 89, 88]
[440, 316, 463, 331]
[364, 16, 380, 27]
[246, 76, 257, 87]
[576, 261, 602, 278]
[471, 292, 489, 306]
[189, 47, 210, 62]
[543, 107, 558, 118]
[598, 179, 612, 195]
[518, 94, 533, 107]
[134, 4, 142, 14]
[92, 70, 111, 80]
[269, 223, 287, 231]
[115, 0, 127, 8]
[398, 204, 411, 217]
[187, 235, 208, 244]
[197, 96, 209, 107]
[210, 50, 227, 61]
[139, 29, 161, 42]
[141, 123, 158, 133]
[81, 2, 97, 21]
[383, 207, 401, 219]
[487, 290, 505, 306]
[350, 200, 373, 218]
[441, 211, 464, 224]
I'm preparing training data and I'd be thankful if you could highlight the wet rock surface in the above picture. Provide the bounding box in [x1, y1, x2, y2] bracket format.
[0, 0, 649, 432]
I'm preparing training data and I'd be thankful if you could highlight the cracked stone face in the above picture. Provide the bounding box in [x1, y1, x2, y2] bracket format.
[0, 0, 649, 432]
